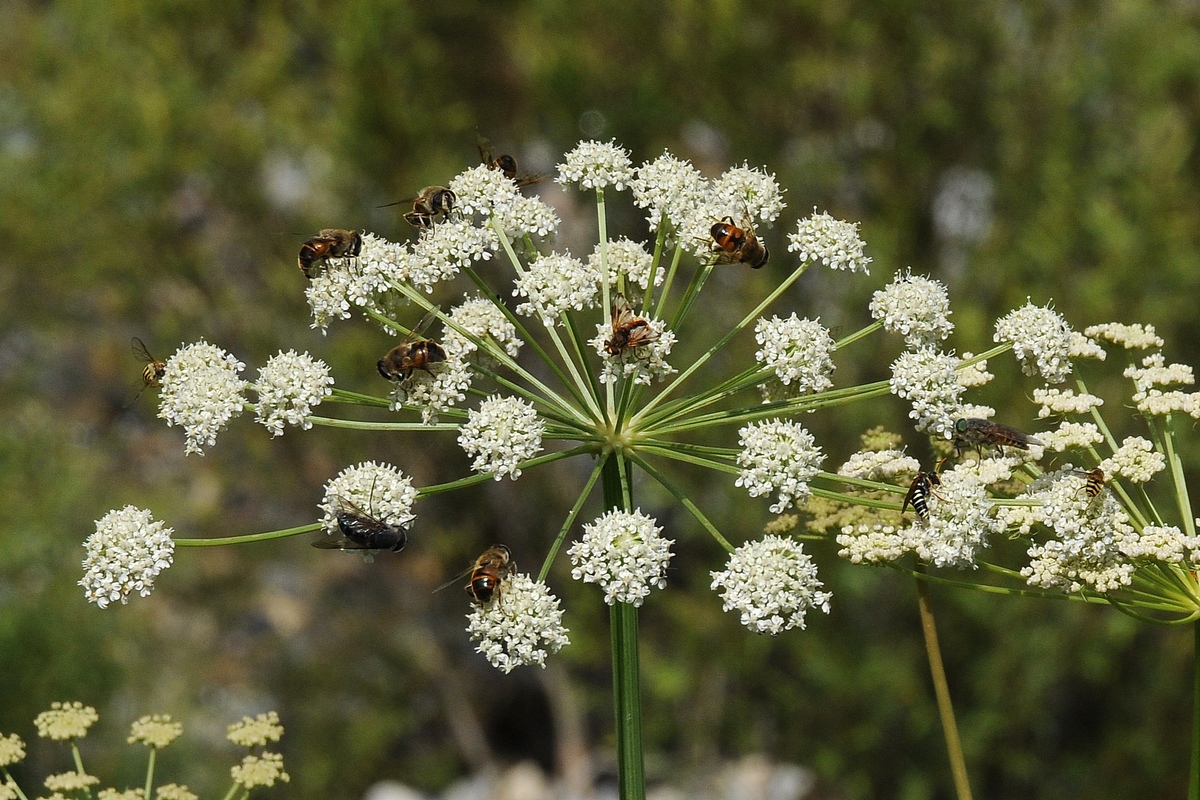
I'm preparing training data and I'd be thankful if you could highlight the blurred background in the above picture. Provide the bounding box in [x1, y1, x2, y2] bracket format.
[2, 1, 1199, 798]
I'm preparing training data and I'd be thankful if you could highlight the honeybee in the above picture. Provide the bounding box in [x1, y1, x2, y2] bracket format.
[1080, 467, 1105, 500]
[312, 496, 408, 553]
[377, 310, 448, 383]
[953, 418, 1043, 457]
[902, 469, 945, 518]
[477, 133, 544, 188]
[709, 215, 769, 269]
[298, 229, 362, 278]
[603, 294, 657, 356]
[465, 544, 514, 605]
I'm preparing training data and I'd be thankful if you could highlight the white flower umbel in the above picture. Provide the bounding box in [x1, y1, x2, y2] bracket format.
[786, 209, 872, 273]
[1041, 421, 1104, 451]
[458, 395, 545, 480]
[957, 353, 994, 387]
[556, 140, 635, 191]
[710, 535, 831, 635]
[711, 164, 786, 224]
[630, 151, 709, 234]
[754, 315, 836, 395]
[231, 753, 289, 789]
[81, 506, 175, 608]
[736, 420, 824, 514]
[450, 164, 521, 218]
[888, 346, 968, 439]
[1069, 331, 1106, 361]
[444, 295, 523, 359]
[1101, 436, 1166, 483]
[318, 462, 418, 537]
[513, 252, 600, 322]
[1084, 322, 1164, 350]
[386, 356, 475, 424]
[836, 524, 912, 565]
[590, 316, 677, 386]
[494, 194, 560, 241]
[912, 461, 1009, 568]
[837, 449, 922, 480]
[569, 509, 674, 607]
[1033, 387, 1103, 418]
[994, 300, 1074, 384]
[869, 269, 954, 346]
[590, 238, 662, 294]
[158, 341, 248, 455]
[1121, 524, 1200, 565]
[35, 702, 98, 740]
[466, 573, 570, 672]
[306, 232, 407, 331]
[253, 350, 334, 437]
[409, 219, 498, 293]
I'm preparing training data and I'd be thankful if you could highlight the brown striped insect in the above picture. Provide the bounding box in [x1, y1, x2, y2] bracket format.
[603, 294, 657, 356]
[129, 337, 166, 403]
[377, 310, 447, 384]
[298, 229, 361, 278]
[953, 418, 1043, 457]
[477, 133, 545, 188]
[709, 215, 769, 269]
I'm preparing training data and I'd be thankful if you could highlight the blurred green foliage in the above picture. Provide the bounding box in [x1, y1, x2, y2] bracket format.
[2, 0, 1199, 797]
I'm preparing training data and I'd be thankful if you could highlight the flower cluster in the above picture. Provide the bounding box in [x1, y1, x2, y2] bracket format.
[80, 507, 175, 608]
[787, 210, 872, 273]
[869, 269, 953, 346]
[458, 395, 545, 480]
[157, 341, 248, 455]
[466, 574, 570, 672]
[556, 140, 635, 190]
[735, 420, 824, 514]
[128, 715, 183, 749]
[569, 509, 674, 606]
[754, 314, 836, 396]
[994, 301, 1074, 384]
[34, 702, 98, 740]
[318, 462, 419, 539]
[253, 350, 334, 436]
[710, 536, 831, 634]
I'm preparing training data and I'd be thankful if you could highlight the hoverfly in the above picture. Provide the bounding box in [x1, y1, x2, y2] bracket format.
[477, 132, 544, 188]
[708, 215, 769, 269]
[313, 485, 408, 554]
[298, 229, 362, 278]
[378, 186, 458, 228]
[953, 418, 1043, 457]
[435, 544, 515, 606]
[1080, 467, 1105, 501]
[377, 309, 448, 384]
[603, 293, 656, 356]
[129, 337, 167, 403]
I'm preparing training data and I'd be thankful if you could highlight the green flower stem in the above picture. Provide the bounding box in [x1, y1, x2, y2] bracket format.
[635, 363, 773, 431]
[834, 320, 885, 349]
[601, 455, 646, 800]
[641, 218, 669, 312]
[70, 741, 88, 796]
[537, 453, 609, 583]
[420, 445, 595, 496]
[637, 443, 739, 475]
[635, 260, 813, 425]
[328, 388, 393, 408]
[627, 452, 733, 552]
[901, 562, 1104, 602]
[1192, 621, 1200, 800]
[596, 187, 612, 319]
[220, 782, 239, 800]
[913, 564, 975, 800]
[144, 746, 157, 800]
[3, 768, 30, 800]
[815, 470, 911, 496]
[810, 486, 900, 512]
[563, 311, 605, 409]
[644, 381, 894, 437]
[461, 262, 600, 419]
[667, 259, 714, 334]
[1161, 416, 1196, 539]
[307, 416, 462, 431]
[175, 523, 322, 547]
[651, 242, 685, 321]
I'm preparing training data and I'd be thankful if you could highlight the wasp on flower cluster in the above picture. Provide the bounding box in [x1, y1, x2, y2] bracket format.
[477, 132, 544, 188]
[709, 215, 769, 269]
[130, 337, 166, 400]
[377, 310, 448, 383]
[902, 459, 947, 518]
[313, 497, 408, 553]
[298, 229, 362, 278]
[603, 293, 657, 356]
[953, 418, 1043, 457]
[1079, 467, 1105, 500]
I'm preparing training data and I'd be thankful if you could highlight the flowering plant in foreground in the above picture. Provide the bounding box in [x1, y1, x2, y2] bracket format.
[0, 704, 287, 800]
[90, 139, 1200, 798]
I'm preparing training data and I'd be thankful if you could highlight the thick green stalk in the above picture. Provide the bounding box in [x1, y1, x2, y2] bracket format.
[602, 457, 645, 800]
[914, 566, 974, 800]
[144, 747, 157, 800]
[1192, 621, 1200, 800]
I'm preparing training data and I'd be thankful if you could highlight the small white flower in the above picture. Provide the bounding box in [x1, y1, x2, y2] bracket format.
[912, 461, 1007, 568]
[1069, 331, 1107, 361]
[957, 353, 994, 387]
[226, 711, 284, 747]
[0, 733, 25, 767]
[466, 574, 570, 672]
[127, 715, 183, 749]
[443, 296, 523, 359]
[1033, 387, 1103, 418]
[736, 420, 825, 514]
[1124, 353, 1195, 392]
[386, 356, 475, 424]
[34, 702, 98, 740]
[710, 536, 831, 634]
[869, 269, 954, 346]
[1041, 421, 1104, 451]
[319, 462, 418, 538]
[45, 771, 100, 792]
[450, 164, 521, 218]
[158, 341, 248, 455]
[837, 449, 922, 480]
[556, 140, 634, 191]
[631, 151, 710, 234]
[81, 506, 175, 608]
[787, 209, 871, 273]
[458, 395, 545, 480]
[889, 347, 968, 439]
[306, 232, 406, 331]
[253, 350, 334, 437]
[1101, 436, 1166, 483]
[1084, 322, 1164, 350]
[711, 164, 786, 224]
[494, 193, 559, 240]
[569, 508, 674, 606]
[231, 752, 289, 789]
[513, 252, 600, 321]
[836, 524, 911, 564]
[994, 300, 1074, 384]
[754, 315, 836, 395]
[1120, 524, 1200, 564]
